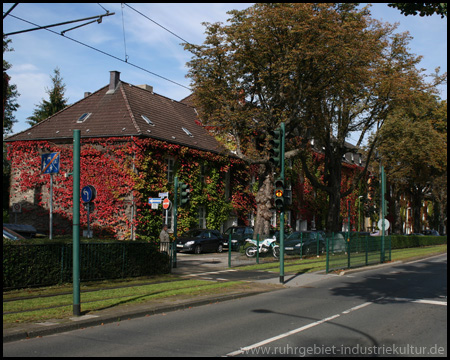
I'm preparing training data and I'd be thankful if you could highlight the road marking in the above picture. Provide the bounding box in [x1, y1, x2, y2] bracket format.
[383, 297, 447, 306]
[341, 302, 373, 314]
[186, 269, 237, 277]
[226, 301, 375, 357]
[226, 314, 341, 356]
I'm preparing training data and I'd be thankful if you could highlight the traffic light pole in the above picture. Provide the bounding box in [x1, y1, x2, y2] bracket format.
[279, 122, 285, 284]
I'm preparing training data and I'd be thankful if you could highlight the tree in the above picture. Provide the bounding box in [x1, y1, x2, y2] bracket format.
[185, 3, 444, 233]
[388, 3, 447, 18]
[26, 67, 69, 126]
[3, 35, 20, 136]
[375, 96, 447, 233]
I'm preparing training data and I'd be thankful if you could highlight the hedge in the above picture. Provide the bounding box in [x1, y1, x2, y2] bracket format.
[3, 242, 170, 290]
[390, 235, 447, 249]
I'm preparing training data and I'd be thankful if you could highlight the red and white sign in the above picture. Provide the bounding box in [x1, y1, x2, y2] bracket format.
[162, 198, 171, 210]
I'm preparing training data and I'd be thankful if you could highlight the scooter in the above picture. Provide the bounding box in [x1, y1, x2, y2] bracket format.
[245, 237, 280, 258]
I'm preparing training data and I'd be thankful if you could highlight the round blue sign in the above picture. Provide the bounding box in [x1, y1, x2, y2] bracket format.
[81, 185, 97, 203]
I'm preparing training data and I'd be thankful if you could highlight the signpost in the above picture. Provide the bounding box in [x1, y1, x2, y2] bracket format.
[41, 152, 60, 240]
[162, 198, 171, 210]
[81, 185, 96, 238]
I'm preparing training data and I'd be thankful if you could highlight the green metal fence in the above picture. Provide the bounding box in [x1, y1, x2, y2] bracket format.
[326, 233, 391, 273]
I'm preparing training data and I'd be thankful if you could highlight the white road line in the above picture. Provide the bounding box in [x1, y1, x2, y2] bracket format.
[226, 314, 341, 357]
[383, 297, 447, 306]
[341, 302, 373, 314]
[226, 302, 375, 357]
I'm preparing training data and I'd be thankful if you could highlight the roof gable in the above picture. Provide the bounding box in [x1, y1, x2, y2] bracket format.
[5, 74, 225, 155]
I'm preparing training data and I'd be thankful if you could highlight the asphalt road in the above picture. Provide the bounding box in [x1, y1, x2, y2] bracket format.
[4, 254, 447, 357]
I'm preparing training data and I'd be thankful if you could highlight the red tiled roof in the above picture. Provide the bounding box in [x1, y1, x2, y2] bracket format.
[5, 79, 226, 155]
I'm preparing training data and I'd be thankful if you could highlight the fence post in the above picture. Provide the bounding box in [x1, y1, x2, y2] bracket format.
[228, 233, 232, 268]
[60, 245, 65, 284]
[316, 232, 319, 257]
[326, 235, 329, 274]
[347, 235, 351, 269]
[122, 242, 126, 278]
[300, 232, 303, 259]
[365, 234, 368, 266]
[256, 234, 260, 264]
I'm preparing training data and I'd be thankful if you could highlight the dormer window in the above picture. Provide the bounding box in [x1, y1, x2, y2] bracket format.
[141, 115, 155, 126]
[182, 127, 193, 137]
[77, 113, 91, 123]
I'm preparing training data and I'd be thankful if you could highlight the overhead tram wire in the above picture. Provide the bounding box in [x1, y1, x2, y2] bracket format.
[123, 3, 190, 46]
[5, 13, 191, 91]
[121, 3, 129, 62]
[123, 3, 199, 50]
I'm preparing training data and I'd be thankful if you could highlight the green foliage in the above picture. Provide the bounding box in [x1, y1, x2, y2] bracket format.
[26, 67, 69, 126]
[388, 3, 447, 18]
[390, 235, 447, 249]
[3, 242, 170, 290]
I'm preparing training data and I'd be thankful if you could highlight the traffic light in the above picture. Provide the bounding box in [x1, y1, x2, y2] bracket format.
[274, 178, 284, 210]
[179, 182, 190, 207]
[269, 128, 282, 168]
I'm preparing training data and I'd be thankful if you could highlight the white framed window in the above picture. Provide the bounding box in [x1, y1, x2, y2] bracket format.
[198, 207, 206, 229]
[166, 157, 175, 183]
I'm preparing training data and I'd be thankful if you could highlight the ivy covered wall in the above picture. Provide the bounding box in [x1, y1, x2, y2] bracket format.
[7, 137, 254, 240]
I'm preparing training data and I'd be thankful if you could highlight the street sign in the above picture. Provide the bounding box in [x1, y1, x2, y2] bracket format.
[378, 218, 390, 231]
[12, 203, 22, 213]
[158, 192, 169, 199]
[162, 198, 171, 210]
[81, 185, 97, 203]
[148, 198, 162, 205]
[41, 152, 60, 174]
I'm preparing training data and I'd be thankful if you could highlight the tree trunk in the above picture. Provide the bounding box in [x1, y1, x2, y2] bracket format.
[411, 187, 423, 234]
[254, 168, 273, 237]
[324, 156, 343, 233]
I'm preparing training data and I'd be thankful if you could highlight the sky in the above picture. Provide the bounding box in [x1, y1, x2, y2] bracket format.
[3, 3, 447, 140]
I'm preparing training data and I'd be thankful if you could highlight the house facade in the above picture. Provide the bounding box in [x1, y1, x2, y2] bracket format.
[5, 71, 253, 240]
[6, 70, 372, 240]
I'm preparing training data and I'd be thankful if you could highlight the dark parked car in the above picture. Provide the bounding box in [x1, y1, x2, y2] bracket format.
[176, 229, 224, 254]
[283, 231, 326, 256]
[422, 229, 440, 236]
[222, 226, 253, 250]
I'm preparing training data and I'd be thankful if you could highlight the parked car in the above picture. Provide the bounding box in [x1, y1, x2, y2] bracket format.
[283, 231, 326, 256]
[176, 229, 224, 254]
[222, 226, 253, 250]
[3, 226, 26, 241]
[3, 223, 36, 238]
[422, 229, 440, 236]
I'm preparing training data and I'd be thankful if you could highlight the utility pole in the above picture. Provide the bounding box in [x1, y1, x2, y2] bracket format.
[72, 130, 81, 316]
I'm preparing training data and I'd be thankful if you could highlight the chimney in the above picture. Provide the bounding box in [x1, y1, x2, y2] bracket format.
[106, 71, 120, 94]
[84, 92, 92, 98]
[137, 84, 154, 93]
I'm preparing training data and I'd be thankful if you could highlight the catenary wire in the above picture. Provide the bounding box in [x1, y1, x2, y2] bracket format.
[5, 12, 191, 91]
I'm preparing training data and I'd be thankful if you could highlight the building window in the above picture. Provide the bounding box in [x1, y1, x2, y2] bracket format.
[198, 207, 206, 229]
[77, 113, 91, 123]
[166, 157, 175, 183]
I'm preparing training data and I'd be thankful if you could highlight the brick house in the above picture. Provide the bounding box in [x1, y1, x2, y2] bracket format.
[5, 71, 252, 240]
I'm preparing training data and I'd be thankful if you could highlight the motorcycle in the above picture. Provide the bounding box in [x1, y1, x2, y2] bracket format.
[245, 237, 280, 258]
